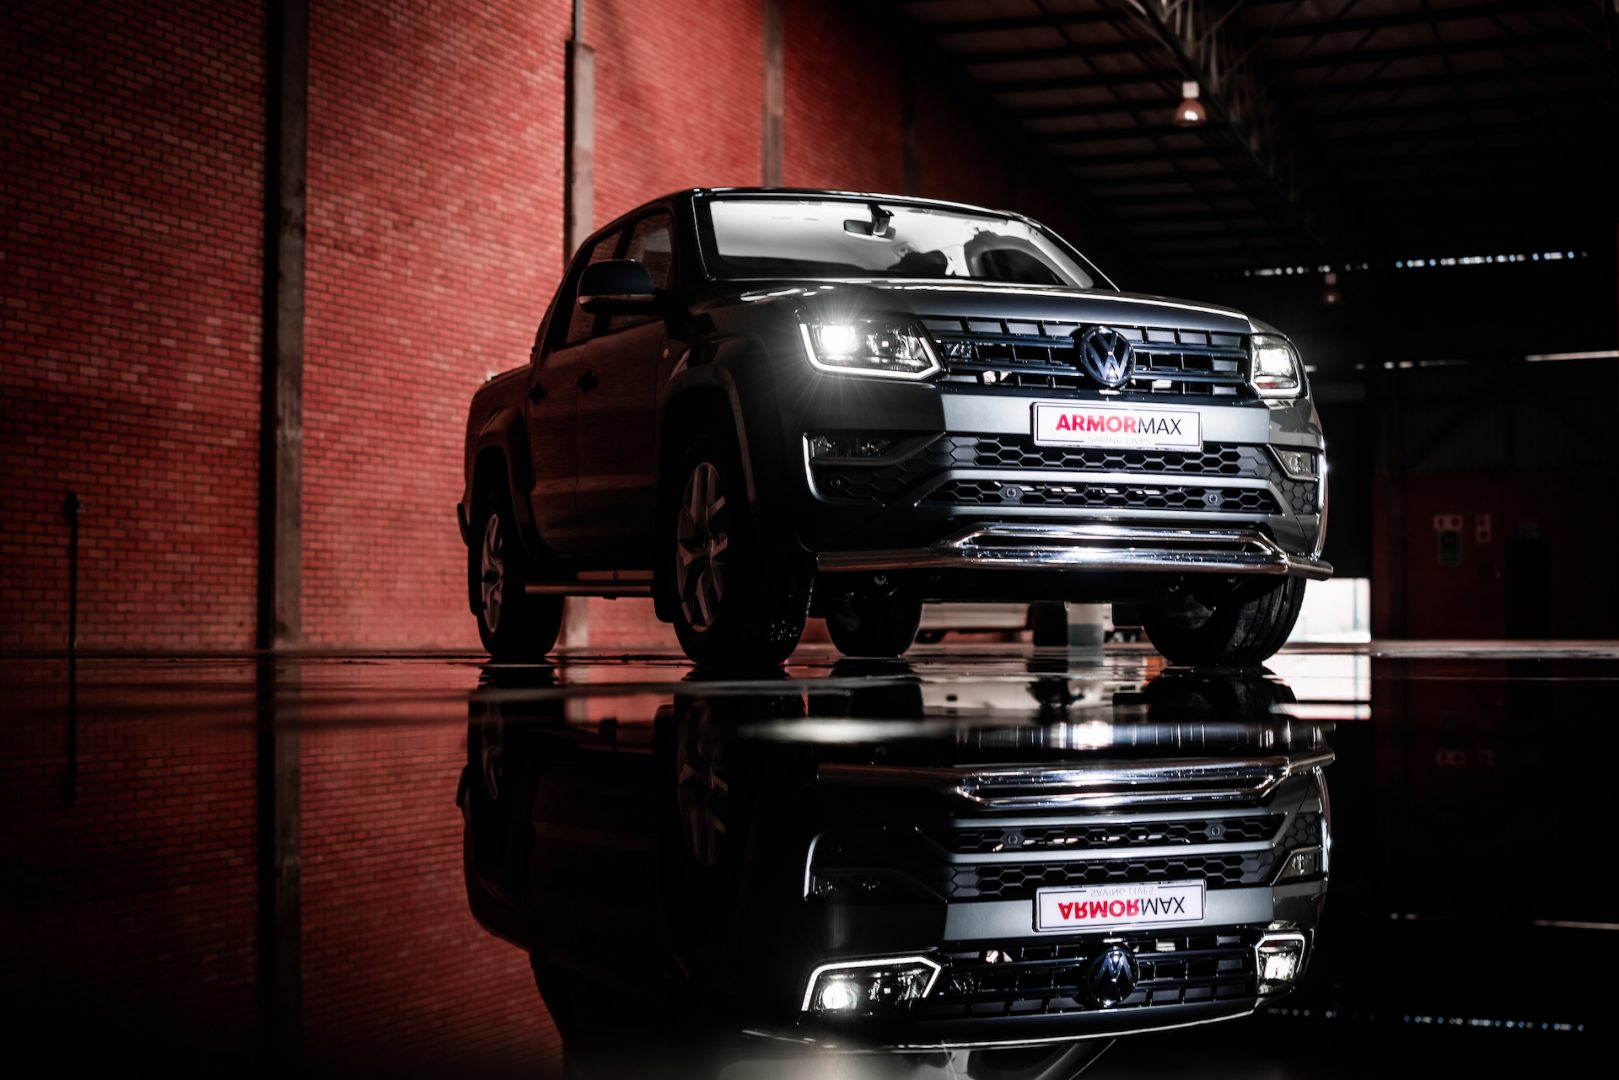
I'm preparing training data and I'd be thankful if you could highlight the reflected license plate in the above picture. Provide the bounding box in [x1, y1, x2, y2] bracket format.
[1035, 880, 1206, 933]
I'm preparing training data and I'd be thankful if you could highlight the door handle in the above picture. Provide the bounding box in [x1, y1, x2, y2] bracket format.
[576, 369, 599, 394]
[527, 382, 547, 402]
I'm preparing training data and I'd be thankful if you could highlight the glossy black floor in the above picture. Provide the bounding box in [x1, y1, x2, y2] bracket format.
[2, 641, 1614, 1076]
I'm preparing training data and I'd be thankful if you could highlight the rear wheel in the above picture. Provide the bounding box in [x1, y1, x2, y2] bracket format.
[1141, 576, 1305, 666]
[825, 582, 923, 658]
[661, 437, 811, 667]
[469, 487, 563, 660]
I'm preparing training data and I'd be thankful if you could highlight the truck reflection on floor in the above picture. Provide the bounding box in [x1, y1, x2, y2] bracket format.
[460, 664, 1333, 1077]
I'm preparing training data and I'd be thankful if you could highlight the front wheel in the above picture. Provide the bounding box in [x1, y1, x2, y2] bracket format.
[661, 437, 810, 667]
[1141, 576, 1306, 666]
[825, 584, 923, 658]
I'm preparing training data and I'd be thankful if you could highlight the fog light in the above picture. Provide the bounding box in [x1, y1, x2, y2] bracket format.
[1255, 932, 1307, 995]
[801, 956, 941, 1015]
[1274, 448, 1317, 478]
[808, 434, 892, 459]
[1278, 846, 1323, 880]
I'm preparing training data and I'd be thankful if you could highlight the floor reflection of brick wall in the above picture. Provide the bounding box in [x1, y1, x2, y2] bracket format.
[301, 720, 560, 1072]
[1, 659, 561, 1074]
[0, 665, 260, 1053]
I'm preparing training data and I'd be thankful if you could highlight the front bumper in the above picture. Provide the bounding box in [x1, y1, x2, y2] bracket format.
[817, 522, 1333, 580]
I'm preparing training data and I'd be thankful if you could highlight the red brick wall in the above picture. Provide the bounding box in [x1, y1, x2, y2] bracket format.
[588, 0, 763, 224]
[782, 0, 905, 193]
[1, 0, 1108, 651]
[0, 0, 265, 650]
[300, 0, 571, 647]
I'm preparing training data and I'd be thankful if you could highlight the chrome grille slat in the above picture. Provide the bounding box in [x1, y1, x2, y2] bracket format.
[923, 314, 1251, 397]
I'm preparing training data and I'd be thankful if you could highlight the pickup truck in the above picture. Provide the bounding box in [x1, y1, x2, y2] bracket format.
[459, 188, 1330, 665]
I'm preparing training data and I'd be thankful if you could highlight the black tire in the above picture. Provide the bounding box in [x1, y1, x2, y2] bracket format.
[1141, 576, 1306, 666]
[661, 437, 811, 667]
[469, 485, 563, 660]
[825, 584, 923, 658]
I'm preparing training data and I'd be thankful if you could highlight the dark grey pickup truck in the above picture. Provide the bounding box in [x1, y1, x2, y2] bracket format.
[459, 189, 1330, 666]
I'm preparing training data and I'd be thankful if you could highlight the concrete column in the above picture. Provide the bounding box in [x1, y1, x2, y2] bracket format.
[564, 38, 595, 259]
[258, 0, 308, 649]
[762, 0, 784, 185]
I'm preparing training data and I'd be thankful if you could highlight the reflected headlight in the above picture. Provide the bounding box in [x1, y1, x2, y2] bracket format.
[800, 956, 941, 1015]
[1249, 334, 1303, 398]
[799, 318, 941, 380]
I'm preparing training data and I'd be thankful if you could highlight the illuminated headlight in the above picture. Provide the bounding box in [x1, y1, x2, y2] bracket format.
[799, 319, 941, 380]
[800, 956, 941, 1015]
[1255, 931, 1307, 995]
[1249, 334, 1303, 398]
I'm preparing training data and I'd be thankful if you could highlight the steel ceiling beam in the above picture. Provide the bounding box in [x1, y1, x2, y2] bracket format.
[918, 9, 1126, 37]
[1293, 61, 1607, 95]
[1007, 97, 1180, 120]
[1127, 0, 1328, 250]
[983, 69, 1181, 93]
[1282, 28, 1586, 68]
[955, 40, 1164, 66]
[1295, 88, 1590, 123]
[1042, 122, 1212, 142]
[1264, 0, 1592, 39]
[1059, 143, 1237, 166]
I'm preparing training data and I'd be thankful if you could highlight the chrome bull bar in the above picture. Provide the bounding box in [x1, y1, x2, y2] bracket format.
[816, 523, 1333, 580]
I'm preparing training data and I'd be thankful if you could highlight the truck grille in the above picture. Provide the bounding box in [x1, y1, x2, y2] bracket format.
[931, 815, 1283, 854]
[928, 479, 1279, 515]
[935, 853, 1273, 900]
[962, 437, 1264, 477]
[925, 932, 1255, 1018]
[921, 316, 1250, 397]
[809, 436, 1298, 512]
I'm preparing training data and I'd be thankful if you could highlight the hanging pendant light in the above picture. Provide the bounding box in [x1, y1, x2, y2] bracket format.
[1176, 81, 1206, 127]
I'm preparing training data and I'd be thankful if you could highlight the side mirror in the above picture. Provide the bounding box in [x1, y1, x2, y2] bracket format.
[578, 259, 659, 315]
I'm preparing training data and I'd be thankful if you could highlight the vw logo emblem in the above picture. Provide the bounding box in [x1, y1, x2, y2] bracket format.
[1076, 326, 1136, 389]
[1085, 945, 1138, 1007]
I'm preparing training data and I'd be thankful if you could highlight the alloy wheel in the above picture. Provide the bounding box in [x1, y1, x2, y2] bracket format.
[675, 461, 729, 632]
[480, 512, 504, 633]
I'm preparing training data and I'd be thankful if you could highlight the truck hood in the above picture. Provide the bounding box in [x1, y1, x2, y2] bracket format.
[731, 279, 1259, 335]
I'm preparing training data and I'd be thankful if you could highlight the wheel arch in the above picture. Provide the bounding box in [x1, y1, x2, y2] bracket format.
[466, 407, 539, 546]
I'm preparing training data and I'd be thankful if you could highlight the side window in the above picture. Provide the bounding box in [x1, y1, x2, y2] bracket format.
[557, 228, 624, 349]
[607, 214, 675, 333]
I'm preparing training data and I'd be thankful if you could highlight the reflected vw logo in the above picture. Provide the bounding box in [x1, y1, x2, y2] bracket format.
[1085, 945, 1138, 1007]
[1076, 326, 1136, 389]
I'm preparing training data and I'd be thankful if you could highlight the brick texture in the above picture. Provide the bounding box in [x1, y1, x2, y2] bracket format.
[782, 0, 905, 193]
[0, 0, 265, 650]
[2, 0, 1108, 651]
[300, 0, 571, 648]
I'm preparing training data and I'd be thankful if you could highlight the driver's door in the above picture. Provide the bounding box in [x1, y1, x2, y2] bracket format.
[526, 227, 623, 556]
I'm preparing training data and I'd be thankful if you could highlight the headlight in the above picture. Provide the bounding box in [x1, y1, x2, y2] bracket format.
[800, 956, 941, 1015]
[1249, 334, 1303, 398]
[799, 318, 941, 380]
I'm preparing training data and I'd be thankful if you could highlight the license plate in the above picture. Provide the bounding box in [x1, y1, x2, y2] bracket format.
[1035, 881, 1206, 933]
[1032, 402, 1202, 450]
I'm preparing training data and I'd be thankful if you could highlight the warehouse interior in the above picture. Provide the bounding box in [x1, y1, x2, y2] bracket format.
[2, 0, 1617, 1075]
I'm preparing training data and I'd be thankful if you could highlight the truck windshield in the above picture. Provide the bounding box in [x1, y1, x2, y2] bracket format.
[698, 197, 1105, 289]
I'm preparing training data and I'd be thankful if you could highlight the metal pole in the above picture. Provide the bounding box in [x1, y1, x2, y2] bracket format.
[62, 491, 79, 807]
